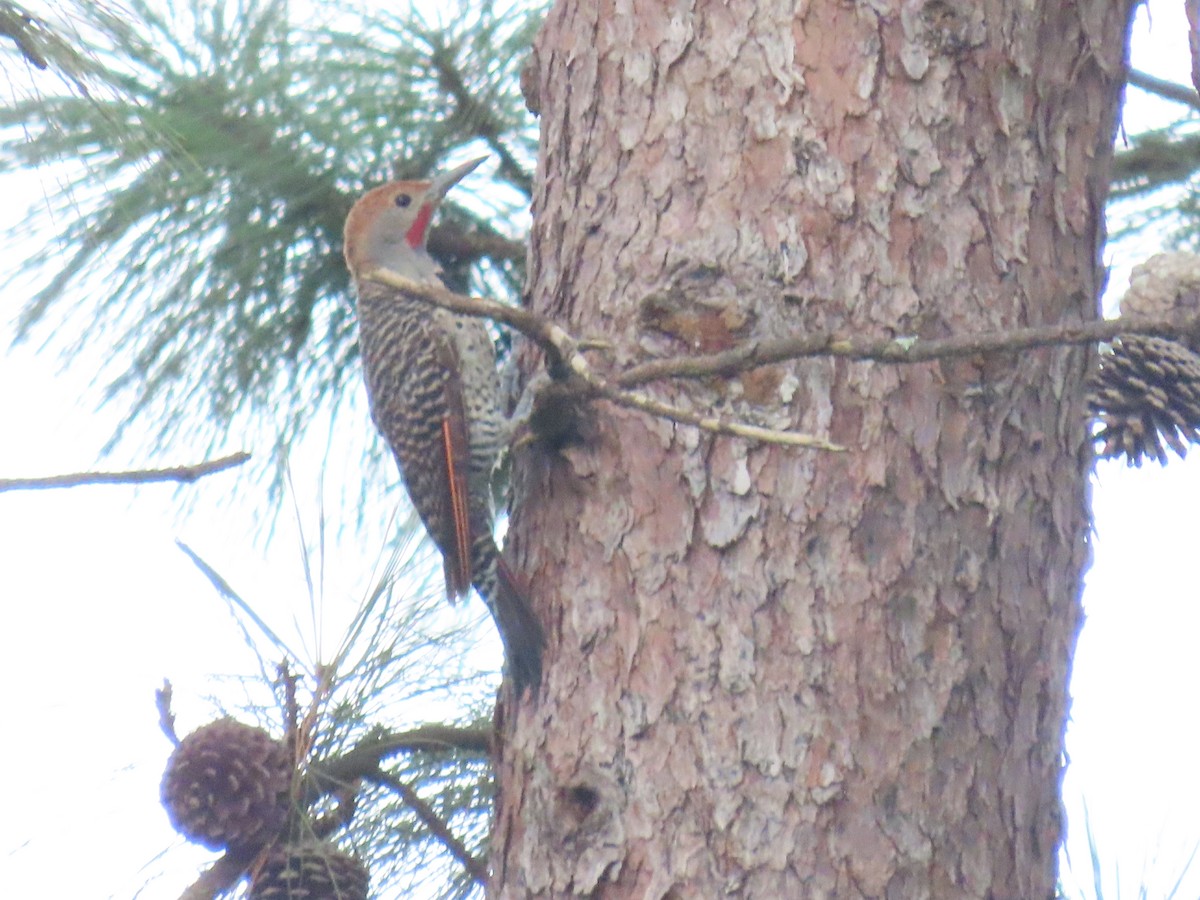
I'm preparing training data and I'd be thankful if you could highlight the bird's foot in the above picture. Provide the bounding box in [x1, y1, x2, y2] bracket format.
[511, 370, 591, 451]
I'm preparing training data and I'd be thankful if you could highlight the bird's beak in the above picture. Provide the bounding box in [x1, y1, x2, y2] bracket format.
[430, 156, 488, 199]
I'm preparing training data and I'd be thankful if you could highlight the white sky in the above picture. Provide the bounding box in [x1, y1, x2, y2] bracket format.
[1, 2, 1199, 898]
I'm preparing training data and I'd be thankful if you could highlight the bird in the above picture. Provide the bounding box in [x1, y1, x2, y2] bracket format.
[343, 157, 544, 691]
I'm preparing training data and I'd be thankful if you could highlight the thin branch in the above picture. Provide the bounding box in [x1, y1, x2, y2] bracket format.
[313, 725, 491, 787]
[177, 848, 256, 900]
[363, 269, 844, 450]
[0, 451, 250, 492]
[157, 680, 178, 746]
[1128, 68, 1200, 110]
[310, 781, 360, 840]
[590, 382, 845, 449]
[370, 769, 489, 887]
[351, 723, 491, 757]
[618, 314, 1200, 386]
[364, 267, 565, 362]
[279, 661, 301, 758]
[0, 1, 106, 87]
[0, 2, 48, 68]
[427, 223, 525, 265]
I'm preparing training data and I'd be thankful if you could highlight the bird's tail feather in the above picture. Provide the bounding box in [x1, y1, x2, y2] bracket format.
[483, 555, 545, 693]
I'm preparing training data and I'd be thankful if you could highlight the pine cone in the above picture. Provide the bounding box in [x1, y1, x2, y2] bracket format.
[1091, 335, 1200, 466]
[249, 842, 369, 900]
[161, 718, 292, 852]
[1119, 252, 1200, 346]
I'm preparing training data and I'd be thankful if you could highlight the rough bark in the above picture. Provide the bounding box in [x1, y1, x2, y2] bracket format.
[497, 2, 1134, 897]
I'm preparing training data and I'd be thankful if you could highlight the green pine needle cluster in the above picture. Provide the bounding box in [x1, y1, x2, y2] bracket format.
[1, 0, 542, 475]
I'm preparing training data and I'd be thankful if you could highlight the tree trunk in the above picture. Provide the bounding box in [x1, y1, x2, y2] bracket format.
[497, 2, 1133, 896]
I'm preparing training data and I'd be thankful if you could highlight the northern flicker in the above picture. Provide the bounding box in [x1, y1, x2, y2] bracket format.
[343, 157, 544, 691]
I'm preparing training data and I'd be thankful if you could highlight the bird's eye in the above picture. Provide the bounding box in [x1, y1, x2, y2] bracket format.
[394, 193, 412, 208]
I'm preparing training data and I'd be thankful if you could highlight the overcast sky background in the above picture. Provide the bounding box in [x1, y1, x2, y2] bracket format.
[2, 3, 1199, 898]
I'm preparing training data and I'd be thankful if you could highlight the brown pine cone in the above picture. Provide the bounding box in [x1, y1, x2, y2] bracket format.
[1119, 252, 1200, 350]
[161, 718, 292, 852]
[249, 842, 369, 900]
[1091, 335, 1200, 466]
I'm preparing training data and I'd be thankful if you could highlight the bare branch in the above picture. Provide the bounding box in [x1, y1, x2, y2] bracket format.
[0, 451, 250, 492]
[157, 680, 178, 746]
[370, 769, 489, 887]
[363, 267, 566, 362]
[618, 315, 1200, 386]
[363, 269, 1200, 450]
[588, 381, 846, 449]
[363, 269, 844, 450]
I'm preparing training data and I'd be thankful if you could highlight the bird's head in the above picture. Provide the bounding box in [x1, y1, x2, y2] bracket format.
[343, 156, 486, 282]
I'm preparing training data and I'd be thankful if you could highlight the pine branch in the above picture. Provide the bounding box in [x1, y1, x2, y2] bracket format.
[177, 848, 257, 900]
[0, 451, 250, 492]
[0, 1, 47, 68]
[370, 769, 489, 887]
[1110, 130, 1200, 198]
[304, 725, 492, 867]
[310, 781, 360, 840]
[427, 223, 526, 265]
[314, 725, 492, 787]
[0, 0, 109, 87]
[425, 40, 532, 196]
[1127, 69, 1200, 110]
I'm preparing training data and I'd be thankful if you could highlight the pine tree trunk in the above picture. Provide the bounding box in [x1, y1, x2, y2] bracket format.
[497, 2, 1133, 896]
